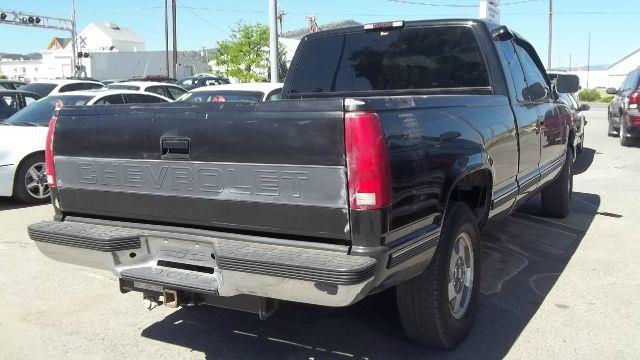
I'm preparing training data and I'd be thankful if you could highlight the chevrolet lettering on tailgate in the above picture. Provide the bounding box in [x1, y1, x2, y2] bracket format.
[53, 157, 347, 207]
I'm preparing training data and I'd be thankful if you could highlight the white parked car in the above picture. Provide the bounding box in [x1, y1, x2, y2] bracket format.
[177, 82, 284, 103]
[19, 79, 104, 97]
[0, 89, 170, 203]
[106, 81, 187, 101]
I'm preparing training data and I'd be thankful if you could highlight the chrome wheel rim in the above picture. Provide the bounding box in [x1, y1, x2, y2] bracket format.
[448, 232, 474, 319]
[24, 162, 50, 199]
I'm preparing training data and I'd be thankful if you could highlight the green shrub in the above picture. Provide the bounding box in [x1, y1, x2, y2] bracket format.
[578, 89, 601, 102]
[599, 95, 614, 103]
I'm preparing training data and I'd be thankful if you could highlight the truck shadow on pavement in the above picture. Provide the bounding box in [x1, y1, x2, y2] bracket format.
[573, 147, 595, 175]
[141, 192, 601, 360]
[0, 198, 39, 211]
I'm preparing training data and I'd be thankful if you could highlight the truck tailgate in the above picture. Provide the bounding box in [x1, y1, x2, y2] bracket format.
[52, 99, 350, 241]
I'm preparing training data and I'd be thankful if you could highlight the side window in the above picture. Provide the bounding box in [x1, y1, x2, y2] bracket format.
[620, 75, 631, 91]
[624, 70, 640, 91]
[514, 41, 549, 101]
[569, 94, 579, 109]
[94, 94, 125, 104]
[59, 83, 87, 93]
[0, 95, 20, 118]
[24, 95, 39, 105]
[559, 94, 576, 110]
[84, 82, 104, 90]
[124, 94, 167, 103]
[498, 41, 527, 102]
[179, 78, 194, 86]
[146, 86, 168, 97]
[165, 86, 186, 100]
[205, 79, 224, 86]
[265, 88, 282, 101]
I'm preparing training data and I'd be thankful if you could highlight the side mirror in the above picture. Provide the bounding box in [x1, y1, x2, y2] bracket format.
[555, 74, 580, 93]
[522, 82, 548, 102]
[578, 103, 590, 112]
[491, 25, 514, 41]
[606, 87, 618, 95]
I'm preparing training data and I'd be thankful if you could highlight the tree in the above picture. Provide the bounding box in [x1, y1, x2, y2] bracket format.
[213, 23, 287, 83]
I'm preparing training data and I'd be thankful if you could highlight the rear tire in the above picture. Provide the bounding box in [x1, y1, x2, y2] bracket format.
[396, 202, 481, 349]
[13, 154, 50, 204]
[577, 134, 584, 154]
[541, 150, 573, 218]
[620, 122, 631, 147]
[607, 114, 617, 137]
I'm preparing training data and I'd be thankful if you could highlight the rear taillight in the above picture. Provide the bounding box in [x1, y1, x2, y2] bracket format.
[344, 112, 391, 210]
[630, 115, 640, 126]
[45, 114, 58, 188]
[630, 91, 640, 109]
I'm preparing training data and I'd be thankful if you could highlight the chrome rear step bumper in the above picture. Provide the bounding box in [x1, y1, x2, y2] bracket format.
[28, 220, 379, 306]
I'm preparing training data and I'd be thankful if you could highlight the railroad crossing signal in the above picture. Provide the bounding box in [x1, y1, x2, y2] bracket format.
[0, 9, 73, 32]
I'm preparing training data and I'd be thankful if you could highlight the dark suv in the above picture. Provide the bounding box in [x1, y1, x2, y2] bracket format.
[607, 68, 640, 146]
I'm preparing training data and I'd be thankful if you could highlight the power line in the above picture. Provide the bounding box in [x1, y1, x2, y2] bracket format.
[176, 4, 639, 18]
[387, 0, 541, 7]
[387, 0, 477, 7]
[76, 6, 163, 14]
[176, 1, 230, 35]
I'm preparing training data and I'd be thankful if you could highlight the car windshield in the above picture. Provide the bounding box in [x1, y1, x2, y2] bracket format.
[177, 91, 264, 102]
[19, 83, 57, 97]
[106, 84, 141, 91]
[4, 95, 93, 126]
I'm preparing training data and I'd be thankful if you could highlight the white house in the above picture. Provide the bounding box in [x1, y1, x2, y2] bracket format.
[78, 22, 145, 52]
[565, 48, 640, 89]
[606, 49, 640, 88]
[0, 21, 205, 81]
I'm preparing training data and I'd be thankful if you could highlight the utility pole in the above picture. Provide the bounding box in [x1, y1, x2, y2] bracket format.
[306, 15, 319, 33]
[164, 0, 169, 77]
[268, 0, 279, 83]
[586, 33, 591, 89]
[171, 0, 177, 78]
[71, 0, 78, 77]
[277, 6, 286, 35]
[547, 0, 552, 69]
[569, 54, 572, 71]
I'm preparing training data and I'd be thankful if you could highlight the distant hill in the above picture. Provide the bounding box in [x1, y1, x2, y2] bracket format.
[282, 19, 362, 40]
[0, 52, 42, 61]
[551, 64, 609, 71]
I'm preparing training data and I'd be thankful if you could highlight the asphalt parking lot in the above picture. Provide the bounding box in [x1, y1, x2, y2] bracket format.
[1, 103, 638, 359]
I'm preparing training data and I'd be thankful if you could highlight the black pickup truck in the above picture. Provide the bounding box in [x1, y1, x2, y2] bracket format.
[29, 19, 579, 348]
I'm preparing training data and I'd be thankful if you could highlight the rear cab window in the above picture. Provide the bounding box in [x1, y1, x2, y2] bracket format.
[288, 25, 490, 96]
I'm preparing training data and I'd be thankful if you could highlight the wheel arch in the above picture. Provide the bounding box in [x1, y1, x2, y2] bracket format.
[441, 162, 494, 230]
[12, 150, 46, 192]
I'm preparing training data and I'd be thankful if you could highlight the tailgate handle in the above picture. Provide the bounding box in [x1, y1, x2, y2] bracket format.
[161, 138, 190, 159]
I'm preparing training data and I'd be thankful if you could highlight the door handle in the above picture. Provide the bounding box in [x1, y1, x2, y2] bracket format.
[161, 137, 190, 159]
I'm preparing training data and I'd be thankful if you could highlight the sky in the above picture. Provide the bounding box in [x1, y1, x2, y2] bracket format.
[1, 0, 638, 68]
